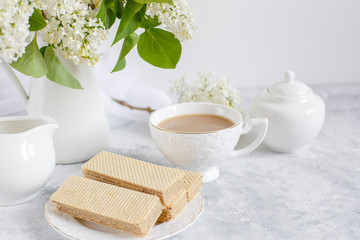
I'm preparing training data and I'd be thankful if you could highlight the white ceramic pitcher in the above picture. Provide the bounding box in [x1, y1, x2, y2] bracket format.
[1, 61, 111, 164]
[0, 116, 58, 206]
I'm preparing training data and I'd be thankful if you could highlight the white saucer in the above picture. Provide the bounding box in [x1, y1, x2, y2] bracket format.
[45, 193, 204, 240]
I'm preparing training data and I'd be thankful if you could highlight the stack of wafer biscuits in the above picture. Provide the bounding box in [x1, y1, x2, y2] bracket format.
[51, 175, 162, 236]
[51, 151, 203, 237]
[82, 151, 192, 222]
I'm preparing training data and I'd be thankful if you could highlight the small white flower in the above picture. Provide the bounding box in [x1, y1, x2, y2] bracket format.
[146, 0, 197, 42]
[37, 0, 108, 67]
[172, 71, 241, 108]
[0, 0, 34, 63]
[1, 0, 196, 66]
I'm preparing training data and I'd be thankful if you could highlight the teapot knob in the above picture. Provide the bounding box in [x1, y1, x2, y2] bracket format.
[284, 71, 295, 83]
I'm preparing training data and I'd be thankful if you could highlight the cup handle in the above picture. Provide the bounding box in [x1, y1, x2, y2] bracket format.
[231, 118, 268, 157]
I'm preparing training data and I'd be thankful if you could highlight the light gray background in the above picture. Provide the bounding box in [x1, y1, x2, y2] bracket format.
[120, 0, 360, 89]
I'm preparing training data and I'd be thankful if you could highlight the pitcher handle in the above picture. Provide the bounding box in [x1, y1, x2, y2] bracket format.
[0, 63, 28, 108]
[232, 118, 268, 157]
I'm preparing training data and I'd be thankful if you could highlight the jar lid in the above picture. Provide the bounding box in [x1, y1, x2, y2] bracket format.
[267, 71, 311, 97]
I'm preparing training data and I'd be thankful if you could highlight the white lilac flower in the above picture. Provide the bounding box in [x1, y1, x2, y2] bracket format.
[146, 0, 197, 42]
[172, 71, 241, 108]
[0, 0, 34, 63]
[37, 0, 108, 66]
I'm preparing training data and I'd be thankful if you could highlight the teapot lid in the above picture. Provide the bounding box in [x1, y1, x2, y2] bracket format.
[267, 71, 311, 97]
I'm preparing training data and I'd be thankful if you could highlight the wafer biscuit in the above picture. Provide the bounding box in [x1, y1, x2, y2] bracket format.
[158, 189, 187, 222]
[51, 175, 162, 237]
[181, 170, 203, 201]
[82, 151, 185, 206]
[158, 170, 202, 222]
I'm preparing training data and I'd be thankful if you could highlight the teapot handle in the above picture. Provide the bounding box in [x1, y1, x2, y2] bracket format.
[0, 63, 29, 108]
[232, 118, 268, 157]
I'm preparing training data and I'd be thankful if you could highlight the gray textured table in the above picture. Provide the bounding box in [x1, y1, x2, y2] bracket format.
[1, 83, 360, 240]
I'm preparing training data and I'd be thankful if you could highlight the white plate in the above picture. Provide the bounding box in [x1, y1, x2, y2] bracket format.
[45, 193, 204, 240]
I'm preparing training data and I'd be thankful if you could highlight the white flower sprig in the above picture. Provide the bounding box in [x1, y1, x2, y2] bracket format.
[0, 0, 197, 89]
[172, 71, 241, 108]
[146, 0, 197, 42]
[0, 0, 34, 63]
[38, 0, 108, 66]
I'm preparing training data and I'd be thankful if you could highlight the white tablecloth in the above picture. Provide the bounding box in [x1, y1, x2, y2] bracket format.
[1, 82, 360, 240]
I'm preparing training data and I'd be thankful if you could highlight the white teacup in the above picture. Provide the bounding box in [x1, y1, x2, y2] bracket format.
[149, 102, 268, 183]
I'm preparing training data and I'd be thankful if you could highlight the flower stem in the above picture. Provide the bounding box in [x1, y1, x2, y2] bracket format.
[112, 99, 155, 113]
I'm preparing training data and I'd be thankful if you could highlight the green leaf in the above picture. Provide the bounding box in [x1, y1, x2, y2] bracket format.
[115, 0, 125, 18]
[40, 46, 47, 57]
[96, 0, 117, 29]
[134, 0, 173, 4]
[112, 5, 145, 44]
[43, 47, 83, 89]
[112, 0, 143, 45]
[141, 15, 161, 29]
[137, 28, 181, 69]
[96, 0, 107, 25]
[106, 9, 117, 29]
[29, 9, 47, 31]
[112, 33, 139, 72]
[10, 35, 47, 78]
[105, 0, 124, 18]
[113, 58, 126, 72]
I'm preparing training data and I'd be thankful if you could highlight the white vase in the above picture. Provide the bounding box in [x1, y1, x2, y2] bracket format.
[1, 61, 111, 164]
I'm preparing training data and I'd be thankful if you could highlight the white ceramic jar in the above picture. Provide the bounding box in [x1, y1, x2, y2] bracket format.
[250, 71, 325, 153]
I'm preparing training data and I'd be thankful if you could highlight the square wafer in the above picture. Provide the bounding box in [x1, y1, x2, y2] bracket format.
[51, 175, 162, 237]
[82, 151, 185, 206]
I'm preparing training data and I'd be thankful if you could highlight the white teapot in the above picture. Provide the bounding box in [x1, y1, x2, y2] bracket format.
[250, 71, 325, 153]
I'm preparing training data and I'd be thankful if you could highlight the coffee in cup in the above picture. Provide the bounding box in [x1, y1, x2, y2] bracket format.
[158, 114, 235, 133]
[149, 102, 268, 183]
